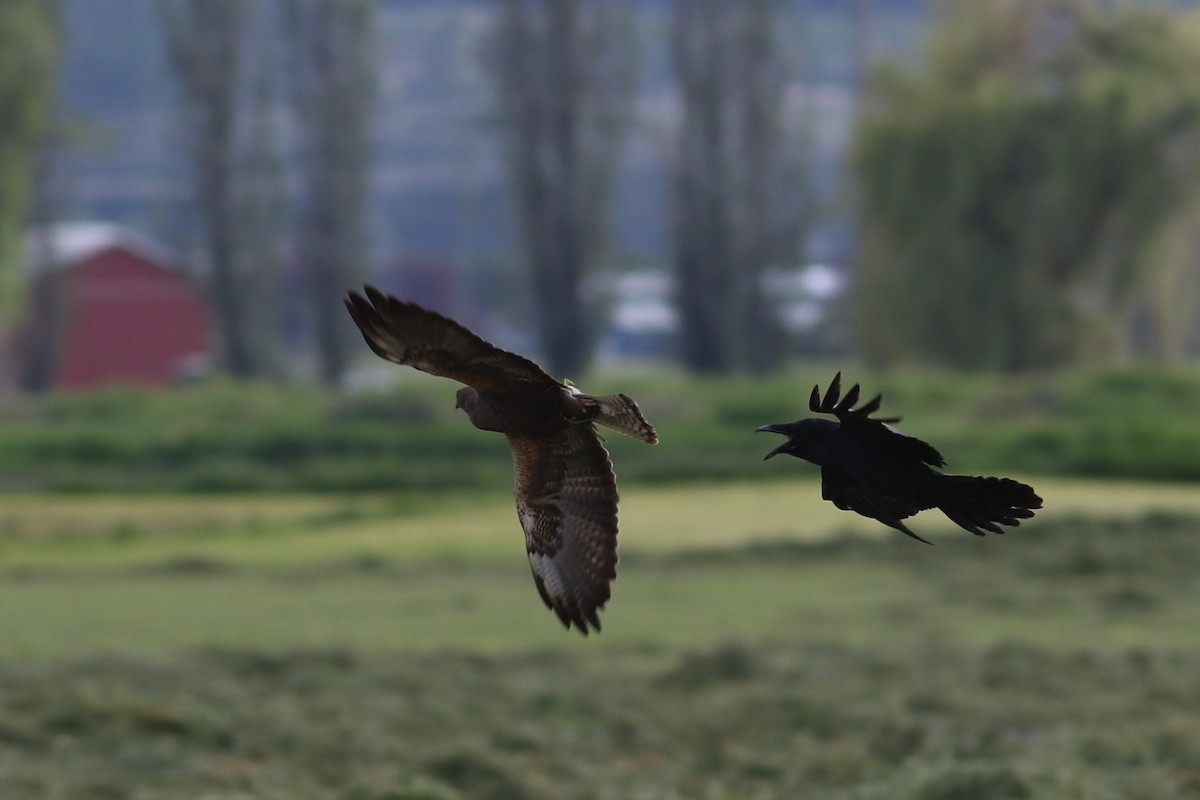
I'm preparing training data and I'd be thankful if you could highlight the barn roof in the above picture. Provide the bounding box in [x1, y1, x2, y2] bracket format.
[22, 222, 178, 275]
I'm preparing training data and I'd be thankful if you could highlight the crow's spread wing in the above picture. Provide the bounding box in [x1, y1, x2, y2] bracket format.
[812, 372, 945, 468]
[820, 464, 935, 544]
[345, 286, 555, 392]
[509, 425, 620, 634]
[851, 421, 947, 472]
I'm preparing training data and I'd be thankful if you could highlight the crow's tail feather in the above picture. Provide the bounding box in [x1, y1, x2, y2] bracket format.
[935, 475, 1042, 536]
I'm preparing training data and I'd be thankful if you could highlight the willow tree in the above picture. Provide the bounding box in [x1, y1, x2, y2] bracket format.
[853, 1, 1200, 371]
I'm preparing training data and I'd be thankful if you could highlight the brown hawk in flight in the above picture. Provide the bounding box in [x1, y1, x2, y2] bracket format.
[345, 286, 658, 634]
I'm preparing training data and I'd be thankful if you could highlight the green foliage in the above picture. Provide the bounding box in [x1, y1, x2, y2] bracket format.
[853, 1, 1200, 371]
[0, 0, 60, 311]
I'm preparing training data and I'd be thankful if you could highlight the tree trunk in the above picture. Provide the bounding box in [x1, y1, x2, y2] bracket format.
[488, 0, 637, 377]
[283, 0, 374, 387]
[732, 0, 788, 373]
[159, 0, 256, 378]
[671, 0, 735, 373]
[670, 0, 801, 374]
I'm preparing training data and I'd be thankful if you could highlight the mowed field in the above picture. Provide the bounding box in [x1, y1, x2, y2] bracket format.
[0, 477, 1199, 654]
[2, 479, 1200, 799]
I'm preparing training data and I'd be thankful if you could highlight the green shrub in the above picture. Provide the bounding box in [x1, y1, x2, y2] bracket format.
[3, 367, 1200, 492]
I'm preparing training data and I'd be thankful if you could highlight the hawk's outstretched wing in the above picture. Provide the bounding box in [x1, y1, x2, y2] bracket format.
[508, 424, 620, 634]
[345, 285, 555, 392]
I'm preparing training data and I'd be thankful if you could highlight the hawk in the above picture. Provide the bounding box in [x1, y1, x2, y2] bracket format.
[757, 372, 1041, 544]
[345, 286, 657, 634]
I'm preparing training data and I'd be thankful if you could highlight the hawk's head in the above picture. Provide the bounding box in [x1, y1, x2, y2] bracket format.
[454, 386, 477, 413]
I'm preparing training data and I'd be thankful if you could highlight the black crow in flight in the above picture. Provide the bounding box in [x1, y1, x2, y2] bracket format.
[757, 373, 1042, 544]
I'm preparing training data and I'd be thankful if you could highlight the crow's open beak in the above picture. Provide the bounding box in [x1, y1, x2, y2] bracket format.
[755, 423, 790, 460]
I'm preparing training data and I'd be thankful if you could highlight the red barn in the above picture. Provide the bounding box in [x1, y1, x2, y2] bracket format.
[14, 223, 212, 390]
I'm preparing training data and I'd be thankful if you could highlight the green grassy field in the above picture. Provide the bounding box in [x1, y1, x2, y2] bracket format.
[2, 481, 1200, 798]
[1, 475, 1198, 573]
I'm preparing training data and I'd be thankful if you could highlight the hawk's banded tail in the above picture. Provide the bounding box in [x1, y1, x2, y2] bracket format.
[584, 393, 658, 444]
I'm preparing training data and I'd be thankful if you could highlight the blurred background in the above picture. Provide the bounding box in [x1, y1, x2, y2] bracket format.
[4, 1, 1200, 798]
[7, 0, 1199, 388]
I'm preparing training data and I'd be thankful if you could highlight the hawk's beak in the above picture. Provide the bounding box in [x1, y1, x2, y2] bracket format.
[756, 423, 790, 460]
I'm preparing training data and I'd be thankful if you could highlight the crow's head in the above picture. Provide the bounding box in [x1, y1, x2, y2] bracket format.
[755, 418, 833, 464]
